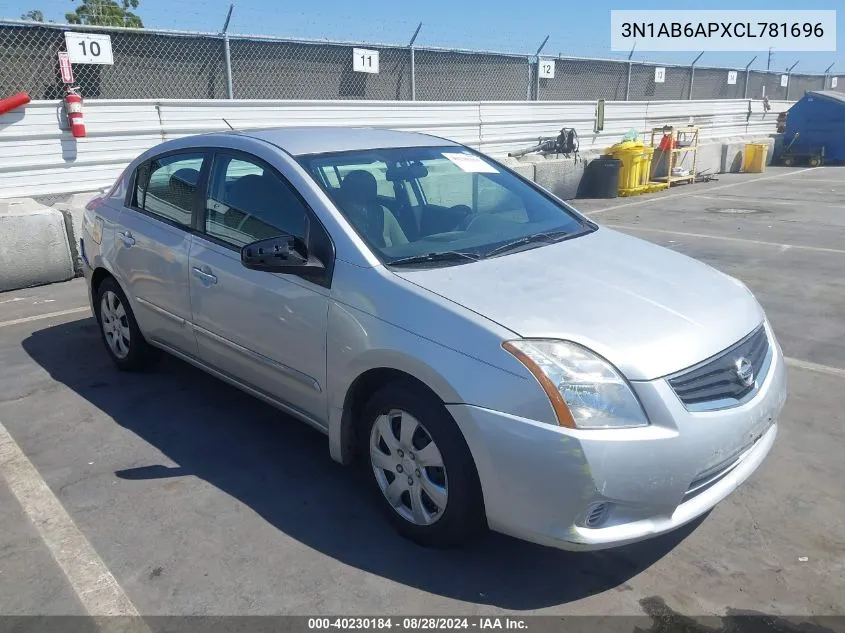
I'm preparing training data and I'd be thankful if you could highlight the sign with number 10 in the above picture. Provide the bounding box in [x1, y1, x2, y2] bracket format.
[64, 32, 114, 65]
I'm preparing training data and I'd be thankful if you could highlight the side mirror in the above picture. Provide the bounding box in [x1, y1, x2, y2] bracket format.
[240, 234, 325, 274]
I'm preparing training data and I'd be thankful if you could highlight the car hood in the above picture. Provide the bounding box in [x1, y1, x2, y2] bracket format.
[392, 227, 764, 381]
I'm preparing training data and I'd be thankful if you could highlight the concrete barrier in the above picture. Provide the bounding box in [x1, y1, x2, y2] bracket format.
[0, 198, 76, 292]
[532, 153, 591, 201]
[52, 191, 99, 261]
[498, 157, 535, 181]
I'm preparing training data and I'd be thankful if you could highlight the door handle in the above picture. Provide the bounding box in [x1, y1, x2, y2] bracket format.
[118, 230, 135, 247]
[192, 266, 218, 285]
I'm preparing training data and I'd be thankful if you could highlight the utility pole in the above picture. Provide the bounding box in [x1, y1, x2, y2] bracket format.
[767, 47, 773, 72]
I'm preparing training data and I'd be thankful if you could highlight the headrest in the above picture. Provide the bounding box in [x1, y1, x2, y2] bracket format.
[340, 170, 378, 204]
[169, 168, 199, 191]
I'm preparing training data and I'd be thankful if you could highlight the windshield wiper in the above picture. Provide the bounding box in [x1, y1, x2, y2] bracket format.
[485, 230, 572, 258]
[388, 251, 483, 267]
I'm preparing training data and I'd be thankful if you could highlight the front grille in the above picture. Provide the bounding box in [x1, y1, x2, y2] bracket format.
[668, 325, 771, 410]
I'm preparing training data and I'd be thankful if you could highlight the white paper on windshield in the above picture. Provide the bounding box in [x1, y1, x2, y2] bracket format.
[442, 152, 499, 173]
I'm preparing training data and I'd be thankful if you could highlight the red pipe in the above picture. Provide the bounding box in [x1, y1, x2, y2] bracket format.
[0, 92, 31, 116]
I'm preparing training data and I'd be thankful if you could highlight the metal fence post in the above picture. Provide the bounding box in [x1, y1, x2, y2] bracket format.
[625, 61, 632, 100]
[408, 23, 422, 101]
[823, 63, 834, 91]
[221, 4, 234, 99]
[688, 52, 703, 100]
[742, 56, 756, 99]
[524, 57, 532, 100]
[785, 60, 798, 100]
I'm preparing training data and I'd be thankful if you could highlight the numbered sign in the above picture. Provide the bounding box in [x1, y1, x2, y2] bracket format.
[832, 77, 839, 88]
[65, 32, 113, 65]
[654, 67, 666, 83]
[538, 59, 555, 79]
[58, 51, 74, 84]
[353, 48, 379, 74]
[780, 74, 789, 87]
[727, 70, 737, 85]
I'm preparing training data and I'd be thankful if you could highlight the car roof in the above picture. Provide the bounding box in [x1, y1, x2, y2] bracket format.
[238, 126, 461, 156]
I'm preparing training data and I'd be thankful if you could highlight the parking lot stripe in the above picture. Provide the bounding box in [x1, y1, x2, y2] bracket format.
[586, 167, 817, 215]
[787, 178, 845, 184]
[606, 225, 845, 255]
[0, 419, 142, 617]
[691, 194, 844, 209]
[786, 357, 845, 378]
[0, 307, 90, 329]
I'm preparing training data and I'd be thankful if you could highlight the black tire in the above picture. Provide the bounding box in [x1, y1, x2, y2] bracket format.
[94, 276, 160, 371]
[360, 381, 485, 548]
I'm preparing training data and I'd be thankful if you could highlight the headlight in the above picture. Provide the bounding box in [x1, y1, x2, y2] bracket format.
[503, 339, 648, 429]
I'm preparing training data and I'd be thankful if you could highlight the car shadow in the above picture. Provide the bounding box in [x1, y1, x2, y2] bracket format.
[21, 317, 702, 610]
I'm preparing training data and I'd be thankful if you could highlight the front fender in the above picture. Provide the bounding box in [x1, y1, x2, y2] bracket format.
[325, 300, 557, 464]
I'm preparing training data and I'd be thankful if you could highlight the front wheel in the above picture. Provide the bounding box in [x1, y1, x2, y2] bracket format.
[361, 383, 485, 548]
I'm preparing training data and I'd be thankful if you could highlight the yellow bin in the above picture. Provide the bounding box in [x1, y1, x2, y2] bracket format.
[607, 141, 647, 193]
[743, 143, 768, 173]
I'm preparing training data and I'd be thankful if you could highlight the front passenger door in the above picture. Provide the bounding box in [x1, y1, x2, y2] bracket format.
[188, 152, 331, 426]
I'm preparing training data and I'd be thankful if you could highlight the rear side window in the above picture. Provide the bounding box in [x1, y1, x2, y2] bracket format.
[132, 153, 205, 227]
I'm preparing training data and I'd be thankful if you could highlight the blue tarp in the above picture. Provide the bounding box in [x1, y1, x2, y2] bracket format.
[783, 91, 845, 162]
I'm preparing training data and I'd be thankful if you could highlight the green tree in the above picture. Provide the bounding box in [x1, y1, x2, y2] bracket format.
[20, 9, 45, 21]
[65, 0, 143, 28]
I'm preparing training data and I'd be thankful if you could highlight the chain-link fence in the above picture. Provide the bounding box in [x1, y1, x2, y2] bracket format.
[2, 19, 842, 102]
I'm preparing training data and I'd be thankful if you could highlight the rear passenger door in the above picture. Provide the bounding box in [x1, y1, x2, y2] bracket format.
[188, 151, 332, 426]
[113, 151, 206, 357]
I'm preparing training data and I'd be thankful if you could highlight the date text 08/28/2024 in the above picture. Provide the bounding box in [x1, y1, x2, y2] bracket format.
[307, 618, 527, 630]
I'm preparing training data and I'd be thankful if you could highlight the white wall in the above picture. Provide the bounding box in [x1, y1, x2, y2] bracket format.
[0, 98, 791, 199]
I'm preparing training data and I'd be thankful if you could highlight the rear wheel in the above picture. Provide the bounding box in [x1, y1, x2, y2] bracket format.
[361, 383, 485, 547]
[95, 277, 159, 371]
[808, 157, 821, 167]
[782, 156, 795, 167]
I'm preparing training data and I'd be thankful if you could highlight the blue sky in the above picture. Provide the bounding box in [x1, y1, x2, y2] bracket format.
[2, 0, 841, 72]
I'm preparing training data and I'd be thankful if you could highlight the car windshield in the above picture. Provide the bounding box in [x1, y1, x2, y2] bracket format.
[298, 146, 592, 266]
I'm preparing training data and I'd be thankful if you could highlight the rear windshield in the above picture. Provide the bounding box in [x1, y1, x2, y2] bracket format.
[297, 146, 592, 265]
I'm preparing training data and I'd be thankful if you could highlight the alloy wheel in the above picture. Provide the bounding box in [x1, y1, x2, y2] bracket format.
[100, 290, 131, 359]
[369, 409, 448, 526]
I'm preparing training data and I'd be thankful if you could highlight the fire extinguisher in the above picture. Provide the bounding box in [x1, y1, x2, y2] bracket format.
[64, 87, 86, 138]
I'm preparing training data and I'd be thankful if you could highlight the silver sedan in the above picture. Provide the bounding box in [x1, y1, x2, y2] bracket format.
[80, 127, 787, 550]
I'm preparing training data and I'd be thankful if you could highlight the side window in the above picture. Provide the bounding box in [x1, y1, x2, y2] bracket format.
[133, 153, 204, 227]
[205, 154, 307, 248]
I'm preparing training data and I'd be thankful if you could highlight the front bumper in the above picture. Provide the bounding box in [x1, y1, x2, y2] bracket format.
[447, 327, 787, 551]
